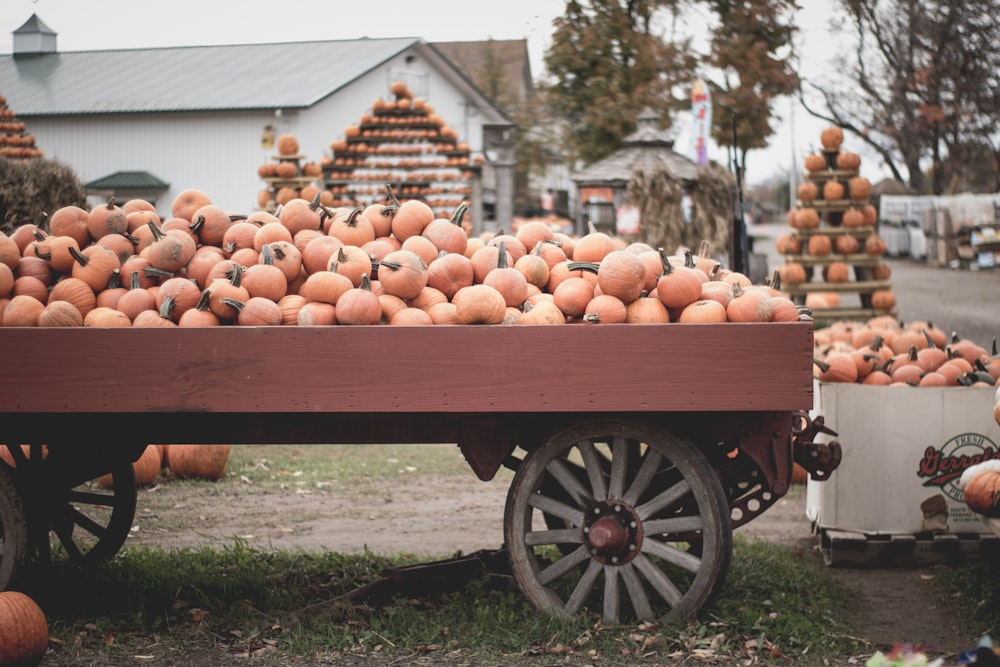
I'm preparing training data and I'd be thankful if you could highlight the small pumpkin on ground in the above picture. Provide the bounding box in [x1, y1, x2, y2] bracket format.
[167, 444, 232, 481]
[0, 590, 49, 667]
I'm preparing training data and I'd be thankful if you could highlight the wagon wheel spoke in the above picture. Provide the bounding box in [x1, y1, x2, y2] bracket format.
[505, 421, 731, 625]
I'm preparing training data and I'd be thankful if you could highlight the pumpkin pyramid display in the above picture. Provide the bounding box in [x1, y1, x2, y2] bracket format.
[256, 133, 323, 211]
[777, 126, 894, 321]
[323, 81, 480, 222]
[0, 94, 42, 160]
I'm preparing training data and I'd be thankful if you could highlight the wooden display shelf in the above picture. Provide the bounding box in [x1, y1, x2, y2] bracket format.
[782, 279, 891, 295]
[790, 226, 876, 237]
[797, 199, 869, 209]
[782, 254, 883, 266]
[805, 306, 899, 323]
[803, 169, 858, 181]
[271, 154, 307, 161]
[263, 177, 318, 186]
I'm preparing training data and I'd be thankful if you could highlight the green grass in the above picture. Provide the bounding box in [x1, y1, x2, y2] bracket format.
[226, 443, 482, 487]
[937, 560, 1000, 638]
[29, 535, 860, 665]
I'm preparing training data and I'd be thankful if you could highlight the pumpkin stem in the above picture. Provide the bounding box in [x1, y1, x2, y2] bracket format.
[106, 268, 122, 290]
[908, 345, 919, 362]
[259, 243, 275, 266]
[813, 357, 830, 373]
[769, 269, 782, 292]
[220, 296, 246, 313]
[37, 210, 49, 231]
[587, 220, 597, 235]
[992, 337, 997, 356]
[869, 334, 884, 352]
[697, 239, 711, 260]
[449, 201, 469, 226]
[68, 245, 88, 266]
[730, 281, 744, 299]
[346, 206, 365, 228]
[128, 270, 142, 290]
[496, 241, 509, 269]
[159, 296, 176, 320]
[32, 228, 46, 242]
[105, 196, 117, 210]
[308, 190, 322, 211]
[147, 220, 165, 241]
[566, 261, 599, 274]
[229, 213, 248, 222]
[31, 242, 51, 261]
[683, 249, 696, 269]
[657, 248, 675, 274]
[542, 237, 563, 248]
[194, 288, 212, 312]
[189, 215, 205, 234]
[383, 184, 401, 216]
[921, 328, 937, 349]
[359, 273, 372, 291]
[144, 266, 174, 280]
[227, 263, 244, 287]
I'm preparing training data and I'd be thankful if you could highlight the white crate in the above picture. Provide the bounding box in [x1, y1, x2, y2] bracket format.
[806, 382, 1000, 535]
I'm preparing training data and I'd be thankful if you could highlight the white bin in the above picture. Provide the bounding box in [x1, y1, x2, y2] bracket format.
[806, 382, 1000, 535]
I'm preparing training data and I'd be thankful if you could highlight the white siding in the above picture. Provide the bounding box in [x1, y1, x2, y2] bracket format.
[24, 45, 498, 221]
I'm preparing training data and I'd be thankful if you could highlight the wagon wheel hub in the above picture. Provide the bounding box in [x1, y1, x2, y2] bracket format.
[584, 501, 642, 565]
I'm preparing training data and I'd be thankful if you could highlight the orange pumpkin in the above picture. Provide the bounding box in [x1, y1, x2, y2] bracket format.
[804, 153, 827, 172]
[276, 134, 300, 156]
[0, 591, 48, 666]
[99, 444, 161, 488]
[807, 234, 832, 257]
[167, 444, 231, 481]
[820, 126, 844, 150]
[962, 463, 1000, 517]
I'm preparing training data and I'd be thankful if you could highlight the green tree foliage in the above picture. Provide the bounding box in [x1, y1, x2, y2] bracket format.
[705, 0, 800, 171]
[543, 0, 698, 165]
[543, 0, 798, 173]
[802, 0, 1000, 194]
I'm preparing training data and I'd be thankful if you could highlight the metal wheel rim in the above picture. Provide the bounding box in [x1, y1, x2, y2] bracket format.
[504, 420, 732, 624]
[5, 445, 137, 566]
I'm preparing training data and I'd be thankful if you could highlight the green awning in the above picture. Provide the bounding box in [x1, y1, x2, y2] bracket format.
[85, 171, 169, 190]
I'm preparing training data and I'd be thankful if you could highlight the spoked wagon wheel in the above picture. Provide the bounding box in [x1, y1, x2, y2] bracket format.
[504, 420, 732, 624]
[0, 465, 28, 590]
[2, 444, 138, 568]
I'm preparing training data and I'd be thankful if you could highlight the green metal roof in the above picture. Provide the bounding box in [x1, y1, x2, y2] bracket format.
[0, 36, 421, 115]
[85, 171, 169, 190]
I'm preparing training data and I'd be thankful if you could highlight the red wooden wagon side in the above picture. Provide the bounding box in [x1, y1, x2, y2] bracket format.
[0, 321, 838, 623]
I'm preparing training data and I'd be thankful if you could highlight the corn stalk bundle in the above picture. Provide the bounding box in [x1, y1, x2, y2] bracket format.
[0, 156, 86, 233]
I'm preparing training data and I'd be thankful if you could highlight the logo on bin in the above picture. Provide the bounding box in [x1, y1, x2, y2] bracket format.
[917, 433, 1000, 502]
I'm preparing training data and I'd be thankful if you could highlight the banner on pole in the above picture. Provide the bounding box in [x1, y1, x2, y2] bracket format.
[691, 78, 711, 167]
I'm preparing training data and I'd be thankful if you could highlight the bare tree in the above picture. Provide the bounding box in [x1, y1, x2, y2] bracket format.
[802, 0, 1000, 193]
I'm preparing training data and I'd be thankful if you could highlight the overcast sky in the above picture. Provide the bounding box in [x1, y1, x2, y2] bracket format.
[0, 0, 864, 188]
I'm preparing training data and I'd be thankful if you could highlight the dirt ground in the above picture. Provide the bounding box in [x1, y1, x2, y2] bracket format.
[115, 449, 981, 665]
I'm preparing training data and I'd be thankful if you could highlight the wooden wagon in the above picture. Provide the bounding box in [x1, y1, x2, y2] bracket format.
[0, 321, 839, 623]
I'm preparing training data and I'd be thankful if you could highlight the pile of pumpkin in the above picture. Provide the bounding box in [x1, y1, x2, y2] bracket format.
[97, 444, 231, 488]
[813, 316, 999, 388]
[0, 187, 806, 329]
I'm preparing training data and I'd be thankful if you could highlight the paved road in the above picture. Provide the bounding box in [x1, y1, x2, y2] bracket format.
[752, 222, 1000, 347]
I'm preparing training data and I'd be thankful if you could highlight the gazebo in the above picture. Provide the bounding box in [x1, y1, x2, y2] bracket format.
[571, 108, 699, 236]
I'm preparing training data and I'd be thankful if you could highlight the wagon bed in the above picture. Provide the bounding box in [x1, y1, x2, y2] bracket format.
[0, 321, 835, 624]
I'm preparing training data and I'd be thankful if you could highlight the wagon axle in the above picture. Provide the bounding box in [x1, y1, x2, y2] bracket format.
[584, 502, 642, 564]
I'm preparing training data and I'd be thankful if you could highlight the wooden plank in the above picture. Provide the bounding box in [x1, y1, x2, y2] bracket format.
[0, 322, 814, 416]
[820, 529, 1000, 567]
[807, 307, 898, 322]
[782, 254, 882, 267]
[782, 280, 891, 294]
[788, 226, 875, 237]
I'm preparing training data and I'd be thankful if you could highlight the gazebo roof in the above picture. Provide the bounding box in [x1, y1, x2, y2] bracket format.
[572, 108, 699, 186]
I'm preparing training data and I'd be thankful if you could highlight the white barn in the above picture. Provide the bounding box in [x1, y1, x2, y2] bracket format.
[0, 14, 515, 230]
